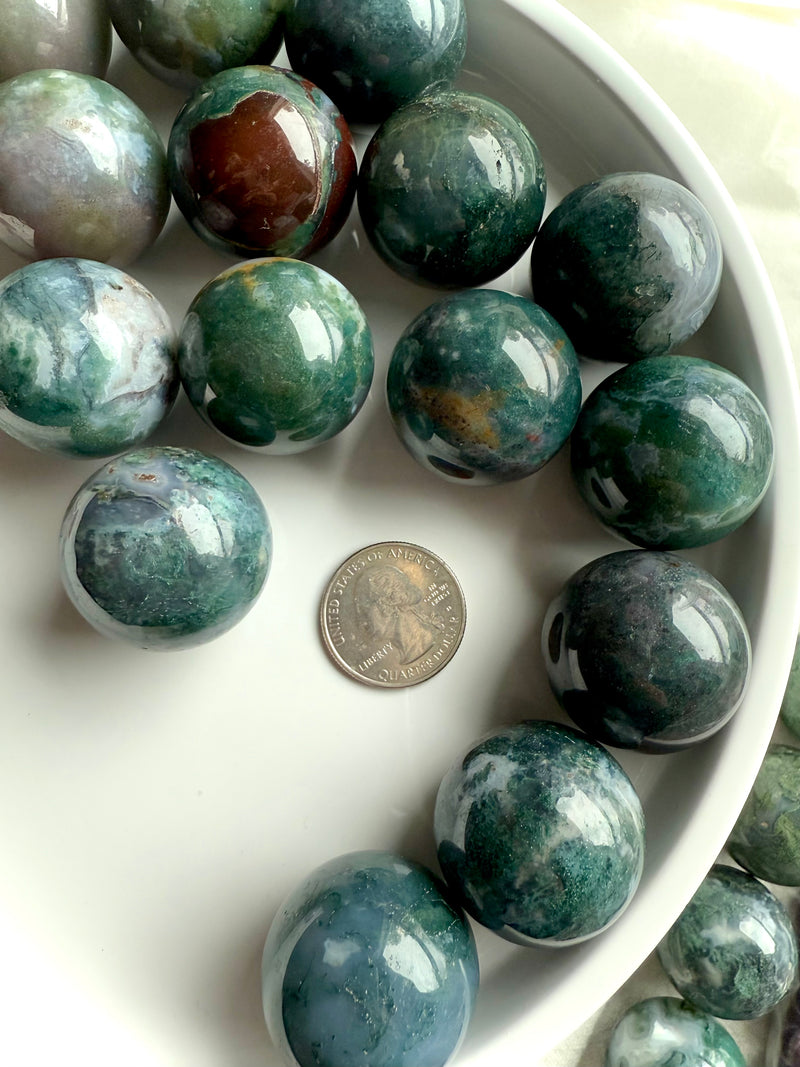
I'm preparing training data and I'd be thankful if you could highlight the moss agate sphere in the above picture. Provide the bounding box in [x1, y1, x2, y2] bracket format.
[168, 65, 356, 259]
[0, 258, 177, 457]
[434, 720, 645, 945]
[358, 89, 546, 288]
[60, 447, 272, 650]
[0, 69, 169, 265]
[261, 850, 479, 1067]
[571, 355, 774, 549]
[107, 0, 286, 89]
[606, 997, 746, 1067]
[178, 258, 373, 453]
[658, 864, 798, 1020]
[542, 550, 751, 752]
[530, 172, 722, 361]
[284, 0, 467, 124]
[387, 289, 581, 483]
[0, 0, 111, 80]
[728, 745, 800, 886]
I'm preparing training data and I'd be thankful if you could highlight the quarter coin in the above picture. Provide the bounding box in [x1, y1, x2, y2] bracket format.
[319, 541, 466, 688]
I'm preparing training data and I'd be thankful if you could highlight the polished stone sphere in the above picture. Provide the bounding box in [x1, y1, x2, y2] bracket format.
[168, 65, 357, 259]
[0, 69, 169, 265]
[0, 0, 111, 80]
[261, 850, 479, 1067]
[178, 258, 373, 453]
[530, 171, 723, 361]
[358, 88, 547, 288]
[780, 635, 800, 739]
[0, 258, 177, 457]
[570, 355, 774, 549]
[728, 745, 800, 886]
[434, 720, 645, 945]
[107, 0, 285, 89]
[387, 289, 582, 483]
[60, 447, 272, 650]
[542, 550, 751, 752]
[658, 864, 798, 1020]
[284, 0, 467, 124]
[606, 997, 746, 1067]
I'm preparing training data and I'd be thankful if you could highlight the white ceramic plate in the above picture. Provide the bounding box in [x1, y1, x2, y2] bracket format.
[1, 2, 798, 1064]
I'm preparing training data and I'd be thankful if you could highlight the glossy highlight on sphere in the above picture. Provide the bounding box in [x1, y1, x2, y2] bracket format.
[0, 258, 177, 457]
[658, 864, 798, 1020]
[0, 0, 111, 80]
[542, 550, 751, 752]
[108, 0, 285, 89]
[434, 720, 645, 945]
[728, 745, 800, 885]
[168, 65, 357, 259]
[530, 171, 722, 361]
[0, 70, 169, 266]
[387, 289, 581, 483]
[284, 0, 467, 124]
[358, 88, 547, 288]
[606, 997, 746, 1067]
[571, 355, 774, 549]
[60, 447, 272, 650]
[178, 258, 373, 453]
[261, 850, 479, 1067]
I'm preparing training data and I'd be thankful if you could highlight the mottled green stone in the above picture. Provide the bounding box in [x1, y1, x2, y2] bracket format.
[780, 635, 800, 739]
[606, 997, 746, 1067]
[728, 745, 800, 885]
[658, 864, 798, 1020]
[434, 720, 645, 945]
[179, 258, 373, 454]
[108, 0, 286, 89]
[284, 0, 467, 124]
[571, 355, 774, 549]
[0, 258, 177, 457]
[60, 447, 272, 650]
[358, 88, 547, 288]
[387, 289, 581, 483]
[262, 851, 479, 1067]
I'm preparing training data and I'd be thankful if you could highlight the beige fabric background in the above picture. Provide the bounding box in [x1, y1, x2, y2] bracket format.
[534, 2, 800, 1064]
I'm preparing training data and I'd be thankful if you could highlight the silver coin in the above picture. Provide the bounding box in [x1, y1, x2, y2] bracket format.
[320, 541, 467, 688]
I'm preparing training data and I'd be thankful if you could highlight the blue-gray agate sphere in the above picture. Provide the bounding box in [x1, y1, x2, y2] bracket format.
[284, 0, 467, 124]
[434, 720, 645, 945]
[0, 258, 178, 458]
[60, 447, 272, 650]
[0, 0, 111, 81]
[0, 69, 169, 265]
[387, 289, 582, 483]
[542, 550, 751, 752]
[261, 850, 479, 1067]
[605, 997, 746, 1067]
[358, 88, 547, 288]
[530, 171, 722, 361]
[657, 864, 799, 1020]
[570, 355, 774, 549]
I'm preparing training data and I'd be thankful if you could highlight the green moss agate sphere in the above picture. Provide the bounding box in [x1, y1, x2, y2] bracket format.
[0, 69, 169, 265]
[0, 0, 111, 80]
[284, 0, 467, 124]
[434, 720, 645, 945]
[387, 289, 581, 483]
[261, 850, 479, 1067]
[60, 447, 272, 650]
[658, 864, 798, 1020]
[542, 550, 751, 752]
[605, 997, 746, 1067]
[0, 258, 177, 457]
[530, 172, 722, 361]
[107, 0, 285, 89]
[178, 258, 374, 454]
[571, 355, 774, 549]
[728, 745, 800, 885]
[358, 89, 547, 288]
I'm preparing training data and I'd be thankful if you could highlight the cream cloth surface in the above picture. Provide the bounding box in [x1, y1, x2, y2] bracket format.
[536, 3, 800, 1063]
